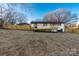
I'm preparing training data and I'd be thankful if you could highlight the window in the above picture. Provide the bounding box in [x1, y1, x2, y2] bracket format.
[43, 24, 47, 26]
[50, 24, 61, 26]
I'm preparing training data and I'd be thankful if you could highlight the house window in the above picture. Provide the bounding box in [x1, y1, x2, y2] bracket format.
[43, 24, 47, 26]
[58, 24, 61, 26]
[50, 24, 54, 26]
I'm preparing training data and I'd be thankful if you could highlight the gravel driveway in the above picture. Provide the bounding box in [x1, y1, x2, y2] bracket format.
[0, 29, 79, 56]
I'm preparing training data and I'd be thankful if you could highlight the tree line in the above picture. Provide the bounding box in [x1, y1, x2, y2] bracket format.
[0, 4, 27, 25]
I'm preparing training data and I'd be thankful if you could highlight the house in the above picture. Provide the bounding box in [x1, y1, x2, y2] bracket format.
[17, 23, 30, 25]
[31, 21, 65, 32]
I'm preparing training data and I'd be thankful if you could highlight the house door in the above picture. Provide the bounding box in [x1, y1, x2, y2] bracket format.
[34, 24, 37, 28]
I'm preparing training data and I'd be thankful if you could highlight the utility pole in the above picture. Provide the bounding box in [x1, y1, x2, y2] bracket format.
[0, 7, 3, 19]
[0, 6, 4, 28]
[0, 4, 5, 19]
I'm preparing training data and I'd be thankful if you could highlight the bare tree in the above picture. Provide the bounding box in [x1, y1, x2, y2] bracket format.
[0, 4, 5, 25]
[43, 8, 78, 23]
[0, 4, 28, 25]
[15, 12, 27, 23]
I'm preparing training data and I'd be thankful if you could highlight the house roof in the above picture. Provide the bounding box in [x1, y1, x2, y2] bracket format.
[17, 23, 30, 25]
[31, 21, 65, 24]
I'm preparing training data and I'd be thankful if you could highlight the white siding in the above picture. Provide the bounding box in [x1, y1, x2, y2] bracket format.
[37, 24, 51, 29]
[31, 23, 64, 32]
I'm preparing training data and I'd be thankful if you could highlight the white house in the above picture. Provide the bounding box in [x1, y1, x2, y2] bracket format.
[31, 21, 65, 32]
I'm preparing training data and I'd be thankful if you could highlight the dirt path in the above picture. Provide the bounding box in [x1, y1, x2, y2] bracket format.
[0, 29, 79, 56]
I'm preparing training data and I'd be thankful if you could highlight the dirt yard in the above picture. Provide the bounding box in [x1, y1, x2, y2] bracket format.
[0, 29, 79, 56]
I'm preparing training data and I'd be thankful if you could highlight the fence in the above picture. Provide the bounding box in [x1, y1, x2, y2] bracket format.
[3, 24, 32, 31]
[2, 24, 79, 33]
[64, 24, 79, 33]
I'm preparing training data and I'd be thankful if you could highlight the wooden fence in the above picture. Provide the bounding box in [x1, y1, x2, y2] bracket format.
[3, 24, 32, 31]
[64, 24, 79, 33]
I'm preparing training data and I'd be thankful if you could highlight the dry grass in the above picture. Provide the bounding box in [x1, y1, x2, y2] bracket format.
[3, 25, 32, 31]
[0, 29, 79, 56]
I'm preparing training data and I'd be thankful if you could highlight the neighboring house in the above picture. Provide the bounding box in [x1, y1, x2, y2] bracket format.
[31, 21, 65, 32]
[17, 23, 30, 25]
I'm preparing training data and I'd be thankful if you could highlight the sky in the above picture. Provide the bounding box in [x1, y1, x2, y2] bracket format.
[30, 3, 79, 18]
[1, 3, 79, 23]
